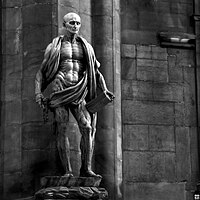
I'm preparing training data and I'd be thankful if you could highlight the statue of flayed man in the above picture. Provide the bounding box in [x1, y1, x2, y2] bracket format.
[35, 12, 114, 178]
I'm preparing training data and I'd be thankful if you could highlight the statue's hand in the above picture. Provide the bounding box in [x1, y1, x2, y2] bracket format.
[35, 93, 45, 108]
[104, 90, 115, 101]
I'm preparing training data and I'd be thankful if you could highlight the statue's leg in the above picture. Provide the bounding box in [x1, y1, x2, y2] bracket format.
[70, 102, 100, 178]
[54, 106, 73, 176]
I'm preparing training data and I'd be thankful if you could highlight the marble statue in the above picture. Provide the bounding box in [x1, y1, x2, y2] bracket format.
[35, 12, 114, 178]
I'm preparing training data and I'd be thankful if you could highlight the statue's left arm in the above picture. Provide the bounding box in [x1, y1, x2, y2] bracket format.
[96, 69, 115, 100]
[81, 38, 115, 100]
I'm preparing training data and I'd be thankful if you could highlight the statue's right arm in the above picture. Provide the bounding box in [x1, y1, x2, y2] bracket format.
[35, 43, 52, 108]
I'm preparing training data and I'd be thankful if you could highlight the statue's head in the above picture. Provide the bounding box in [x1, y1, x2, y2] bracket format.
[63, 12, 81, 34]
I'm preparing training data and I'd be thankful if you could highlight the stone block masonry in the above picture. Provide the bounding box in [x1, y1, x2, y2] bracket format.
[1, 1, 23, 200]
[121, 43, 198, 200]
[1, 1, 58, 199]
[124, 182, 186, 200]
[122, 100, 174, 125]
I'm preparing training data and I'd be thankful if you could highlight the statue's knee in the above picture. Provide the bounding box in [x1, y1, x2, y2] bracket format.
[85, 123, 92, 132]
[80, 123, 92, 134]
[55, 107, 69, 123]
[56, 123, 69, 139]
[86, 125, 92, 132]
[92, 127, 96, 134]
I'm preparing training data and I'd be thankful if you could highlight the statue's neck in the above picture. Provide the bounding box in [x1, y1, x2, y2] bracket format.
[64, 32, 77, 43]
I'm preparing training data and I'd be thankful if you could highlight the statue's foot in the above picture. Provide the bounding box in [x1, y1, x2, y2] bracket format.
[63, 173, 73, 177]
[80, 170, 102, 178]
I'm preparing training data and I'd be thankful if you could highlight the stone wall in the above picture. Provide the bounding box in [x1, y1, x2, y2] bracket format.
[121, 0, 193, 44]
[1, 1, 58, 199]
[121, 45, 199, 200]
[121, 1, 199, 200]
[1, 1, 23, 199]
[21, 0, 58, 197]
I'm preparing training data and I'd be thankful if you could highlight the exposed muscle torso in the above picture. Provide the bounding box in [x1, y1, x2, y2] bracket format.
[53, 38, 86, 91]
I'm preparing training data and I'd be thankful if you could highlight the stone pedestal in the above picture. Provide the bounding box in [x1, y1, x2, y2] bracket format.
[34, 176, 108, 200]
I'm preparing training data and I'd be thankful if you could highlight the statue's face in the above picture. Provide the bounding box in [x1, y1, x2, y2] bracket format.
[63, 13, 81, 34]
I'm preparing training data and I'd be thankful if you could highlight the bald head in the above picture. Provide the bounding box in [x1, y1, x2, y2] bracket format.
[63, 12, 81, 24]
[63, 12, 81, 35]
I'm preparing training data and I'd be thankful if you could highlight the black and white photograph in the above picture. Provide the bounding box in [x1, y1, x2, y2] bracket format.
[0, 0, 200, 200]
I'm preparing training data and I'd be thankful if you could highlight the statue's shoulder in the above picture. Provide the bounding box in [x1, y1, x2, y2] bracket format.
[52, 35, 64, 45]
[78, 36, 94, 53]
[44, 35, 63, 57]
[45, 35, 63, 49]
[78, 35, 87, 43]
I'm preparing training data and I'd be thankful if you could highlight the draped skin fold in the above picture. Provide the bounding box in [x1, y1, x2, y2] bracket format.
[40, 35, 100, 109]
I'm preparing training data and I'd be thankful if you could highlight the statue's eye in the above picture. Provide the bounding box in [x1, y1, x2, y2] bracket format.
[69, 21, 80, 25]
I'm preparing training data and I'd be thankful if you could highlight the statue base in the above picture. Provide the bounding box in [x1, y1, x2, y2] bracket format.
[34, 176, 108, 200]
